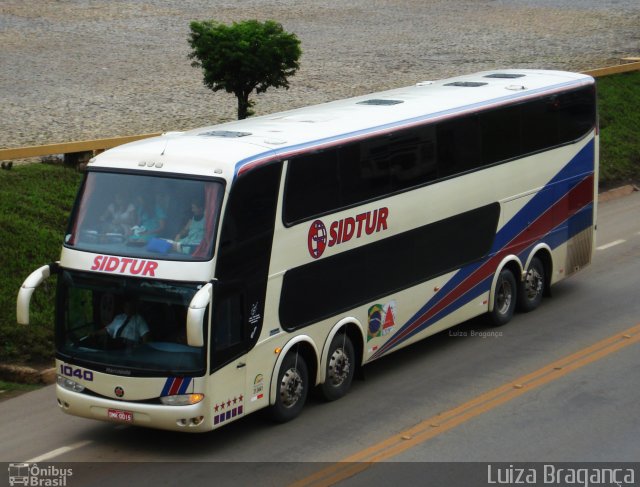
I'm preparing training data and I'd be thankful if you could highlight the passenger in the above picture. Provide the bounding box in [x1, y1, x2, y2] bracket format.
[173, 200, 205, 254]
[100, 192, 136, 236]
[130, 193, 167, 242]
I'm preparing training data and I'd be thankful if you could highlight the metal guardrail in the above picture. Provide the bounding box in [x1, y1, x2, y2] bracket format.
[1, 60, 639, 163]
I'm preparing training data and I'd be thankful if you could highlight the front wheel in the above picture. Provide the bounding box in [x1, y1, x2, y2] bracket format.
[488, 268, 517, 327]
[319, 333, 355, 401]
[269, 351, 309, 423]
[517, 256, 545, 312]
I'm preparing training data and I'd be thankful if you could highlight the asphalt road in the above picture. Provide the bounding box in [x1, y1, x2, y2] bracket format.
[1, 190, 639, 487]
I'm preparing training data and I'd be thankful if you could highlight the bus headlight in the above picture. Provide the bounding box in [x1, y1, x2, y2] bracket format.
[160, 393, 205, 406]
[57, 375, 85, 393]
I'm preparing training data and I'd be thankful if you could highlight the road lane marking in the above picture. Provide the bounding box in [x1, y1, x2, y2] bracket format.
[291, 322, 640, 487]
[596, 239, 626, 250]
[26, 440, 92, 462]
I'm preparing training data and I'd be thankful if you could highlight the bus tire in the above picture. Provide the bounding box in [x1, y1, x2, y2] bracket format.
[320, 333, 355, 402]
[269, 351, 309, 423]
[517, 256, 545, 312]
[488, 267, 517, 326]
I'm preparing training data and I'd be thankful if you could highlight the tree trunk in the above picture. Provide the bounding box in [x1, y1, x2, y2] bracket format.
[237, 93, 250, 120]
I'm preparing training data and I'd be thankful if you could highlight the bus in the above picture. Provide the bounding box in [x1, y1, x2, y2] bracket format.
[17, 69, 598, 432]
[8, 463, 30, 486]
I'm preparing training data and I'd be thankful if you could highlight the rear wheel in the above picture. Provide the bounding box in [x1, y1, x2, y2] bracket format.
[269, 351, 309, 423]
[488, 267, 517, 326]
[518, 256, 545, 312]
[319, 333, 355, 401]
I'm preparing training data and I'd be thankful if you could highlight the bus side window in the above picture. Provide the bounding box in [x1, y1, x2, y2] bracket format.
[284, 151, 339, 223]
[214, 292, 244, 351]
[437, 115, 481, 177]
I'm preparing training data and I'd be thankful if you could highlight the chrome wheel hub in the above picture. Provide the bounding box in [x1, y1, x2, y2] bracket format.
[327, 348, 350, 387]
[496, 277, 513, 315]
[279, 367, 303, 408]
[524, 268, 543, 300]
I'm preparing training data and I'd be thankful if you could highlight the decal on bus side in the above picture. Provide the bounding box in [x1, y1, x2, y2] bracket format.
[213, 395, 244, 425]
[308, 207, 389, 259]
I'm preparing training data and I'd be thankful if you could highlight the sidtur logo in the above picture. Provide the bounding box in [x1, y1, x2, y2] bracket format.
[307, 207, 389, 259]
[307, 220, 328, 259]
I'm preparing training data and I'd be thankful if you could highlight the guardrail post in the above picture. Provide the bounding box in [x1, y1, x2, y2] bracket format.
[63, 151, 93, 168]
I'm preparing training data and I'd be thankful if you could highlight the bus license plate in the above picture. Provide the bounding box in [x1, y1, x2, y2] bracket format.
[108, 408, 133, 422]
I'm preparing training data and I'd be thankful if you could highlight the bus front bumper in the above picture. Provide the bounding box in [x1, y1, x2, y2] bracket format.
[56, 385, 211, 432]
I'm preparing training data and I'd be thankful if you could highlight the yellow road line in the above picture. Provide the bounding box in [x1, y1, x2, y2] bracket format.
[291, 323, 640, 487]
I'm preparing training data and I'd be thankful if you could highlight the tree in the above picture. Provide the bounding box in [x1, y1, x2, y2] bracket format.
[188, 19, 302, 120]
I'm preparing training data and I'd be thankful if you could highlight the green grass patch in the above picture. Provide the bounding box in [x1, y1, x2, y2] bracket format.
[0, 163, 81, 364]
[0, 380, 42, 393]
[596, 71, 640, 187]
[0, 70, 638, 368]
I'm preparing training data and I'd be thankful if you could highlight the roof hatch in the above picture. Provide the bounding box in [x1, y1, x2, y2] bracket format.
[356, 99, 404, 106]
[484, 73, 526, 79]
[198, 130, 252, 138]
[444, 81, 488, 88]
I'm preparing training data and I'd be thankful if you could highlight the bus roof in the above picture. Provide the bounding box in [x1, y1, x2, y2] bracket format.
[89, 69, 593, 181]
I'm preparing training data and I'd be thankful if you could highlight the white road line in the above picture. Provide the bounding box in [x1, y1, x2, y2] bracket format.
[26, 440, 92, 462]
[596, 239, 626, 250]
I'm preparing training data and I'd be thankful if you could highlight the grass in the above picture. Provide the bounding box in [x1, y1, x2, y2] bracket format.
[597, 71, 640, 187]
[0, 163, 81, 364]
[0, 380, 42, 393]
[0, 71, 638, 367]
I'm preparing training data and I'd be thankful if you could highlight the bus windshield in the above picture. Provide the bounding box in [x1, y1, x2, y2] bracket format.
[56, 271, 206, 375]
[65, 171, 224, 261]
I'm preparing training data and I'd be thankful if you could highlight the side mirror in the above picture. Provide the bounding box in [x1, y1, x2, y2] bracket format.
[17, 264, 56, 325]
[186, 282, 213, 347]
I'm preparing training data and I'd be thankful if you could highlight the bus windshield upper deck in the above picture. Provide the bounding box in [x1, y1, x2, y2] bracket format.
[65, 171, 224, 262]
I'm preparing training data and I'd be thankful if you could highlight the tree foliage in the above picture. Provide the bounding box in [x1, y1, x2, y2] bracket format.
[188, 19, 301, 119]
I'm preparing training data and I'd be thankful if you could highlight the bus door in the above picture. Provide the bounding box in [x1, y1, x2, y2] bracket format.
[210, 160, 283, 418]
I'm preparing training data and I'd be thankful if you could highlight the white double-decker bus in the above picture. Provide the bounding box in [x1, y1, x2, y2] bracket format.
[18, 69, 597, 432]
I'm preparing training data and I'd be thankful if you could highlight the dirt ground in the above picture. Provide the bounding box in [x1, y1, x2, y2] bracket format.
[1, 0, 639, 148]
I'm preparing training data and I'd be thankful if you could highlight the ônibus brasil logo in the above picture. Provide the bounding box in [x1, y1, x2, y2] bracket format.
[307, 207, 389, 259]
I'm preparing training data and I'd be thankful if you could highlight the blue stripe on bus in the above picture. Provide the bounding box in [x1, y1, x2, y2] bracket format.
[491, 140, 595, 253]
[161, 378, 173, 396]
[178, 377, 192, 395]
[161, 377, 193, 396]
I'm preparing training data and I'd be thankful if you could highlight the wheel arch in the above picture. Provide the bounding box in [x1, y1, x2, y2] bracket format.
[318, 318, 365, 384]
[488, 256, 523, 312]
[268, 335, 319, 406]
[525, 244, 553, 297]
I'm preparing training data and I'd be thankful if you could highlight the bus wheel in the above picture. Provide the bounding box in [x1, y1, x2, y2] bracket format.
[320, 333, 355, 401]
[488, 268, 517, 326]
[517, 256, 545, 312]
[270, 351, 309, 423]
